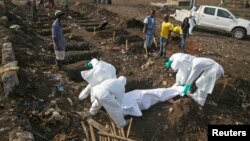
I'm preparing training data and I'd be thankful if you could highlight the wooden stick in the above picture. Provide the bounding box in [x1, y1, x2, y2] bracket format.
[126, 118, 133, 138]
[89, 124, 96, 141]
[144, 43, 148, 57]
[94, 26, 96, 36]
[125, 40, 128, 50]
[121, 128, 125, 137]
[219, 78, 228, 98]
[111, 122, 118, 141]
[81, 122, 90, 141]
[87, 119, 110, 132]
[98, 132, 136, 141]
[113, 31, 116, 42]
[110, 125, 116, 141]
[0, 66, 19, 74]
[118, 129, 122, 137]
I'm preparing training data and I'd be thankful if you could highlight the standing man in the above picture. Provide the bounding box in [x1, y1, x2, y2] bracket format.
[61, 0, 69, 12]
[52, 10, 66, 69]
[219, 0, 225, 7]
[189, 6, 196, 36]
[27, 0, 37, 23]
[159, 14, 174, 58]
[143, 9, 156, 58]
[179, 17, 190, 53]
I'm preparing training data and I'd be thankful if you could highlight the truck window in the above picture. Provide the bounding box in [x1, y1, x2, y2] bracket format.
[204, 7, 215, 15]
[217, 9, 231, 19]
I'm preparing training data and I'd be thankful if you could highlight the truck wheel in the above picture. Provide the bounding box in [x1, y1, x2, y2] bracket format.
[232, 28, 246, 40]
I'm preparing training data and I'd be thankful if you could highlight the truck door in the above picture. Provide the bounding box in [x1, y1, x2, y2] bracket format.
[198, 7, 216, 28]
[214, 9, 235, 31]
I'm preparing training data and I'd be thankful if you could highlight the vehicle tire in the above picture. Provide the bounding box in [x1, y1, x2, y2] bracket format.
[232, 28, 246, 40]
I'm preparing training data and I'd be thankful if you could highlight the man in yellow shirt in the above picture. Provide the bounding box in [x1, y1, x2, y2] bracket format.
[159, 14, 174, 58]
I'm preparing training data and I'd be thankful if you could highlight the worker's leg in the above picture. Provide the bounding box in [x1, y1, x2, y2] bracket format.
[144, 35, 149, 57]
[89, 99, 103, 115]
[159, 37, 167, 57]
[99, 94, 127, 128]
[180, 34, 186, 52]
[190, 89, 208, 106]
[189, 25, 194, 35]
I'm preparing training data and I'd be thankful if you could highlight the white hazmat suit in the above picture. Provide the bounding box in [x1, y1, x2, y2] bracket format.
[90, 76, 127, 128]
[189, 6, 196, 35]
[185, 57, 224, 106]
[168, 53, 195, 86]
[78, 58, 116, 101]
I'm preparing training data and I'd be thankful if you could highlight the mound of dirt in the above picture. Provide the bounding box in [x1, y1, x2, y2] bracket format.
[158, 98, 208, 141]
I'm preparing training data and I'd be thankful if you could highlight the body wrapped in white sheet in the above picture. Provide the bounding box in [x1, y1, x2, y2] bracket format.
[122, 86, 184, 116]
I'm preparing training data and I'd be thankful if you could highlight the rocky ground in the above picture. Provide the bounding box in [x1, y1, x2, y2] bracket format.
[0, 0, 249, 141]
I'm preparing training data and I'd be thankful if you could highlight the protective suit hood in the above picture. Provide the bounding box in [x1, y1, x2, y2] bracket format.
[118, 76, 127, 86]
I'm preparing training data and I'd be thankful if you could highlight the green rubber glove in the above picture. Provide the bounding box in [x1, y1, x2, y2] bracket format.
[165, 60, 173, 69]
[87, 61, 93, 69]
[182, 84, 192, 95]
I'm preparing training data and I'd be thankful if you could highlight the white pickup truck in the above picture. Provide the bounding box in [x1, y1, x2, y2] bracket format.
[173, 5, 250, 39]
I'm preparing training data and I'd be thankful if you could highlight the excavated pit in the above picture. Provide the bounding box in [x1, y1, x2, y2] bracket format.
[114, 35, 144, 45]
[64, 50, 99, 64]
[64, 61, 88, 82]
[80, 22, 100, 27]
[65, 34, 85, 41]
[75, 19, 98, 23]
[37, 28, 71, 36]
[97, 29, 129, 39]
[125, 78, 154, 92]
[66, 41, 91, 51]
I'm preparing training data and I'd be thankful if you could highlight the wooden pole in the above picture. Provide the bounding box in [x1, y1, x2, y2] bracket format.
[89, 124, 96, 141]
[98, 132, 137, 141]
[87, 119, 110, 132]
[121, 128, 125, 137]
[126, 118, 133, 138]
[81, 122, 90, 141]
[113, 31, 116, 42]
[111, 122, 118, 141]
[125, 40, 128, 50]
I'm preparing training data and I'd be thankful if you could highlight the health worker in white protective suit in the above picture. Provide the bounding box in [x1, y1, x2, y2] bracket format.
[78, 58, 128, 128]
[78, 58, 116, 101]
[183, 57, 224, 106]
[189, 6, 196, 35]
[90, 76, 127, 128]
[165, 53, 195, 89]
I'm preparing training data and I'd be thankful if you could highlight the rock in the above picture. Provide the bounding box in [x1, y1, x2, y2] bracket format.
[152, 82, 157, 87]
[41, 48, 46, 53]
[163, 81, 167, 86]
[0, 103, 5, 109]
[10, 25, 21, 30]
[100, 41, 107, 45]
[9, 130, 34, 141]
[169, 107, 173, 112]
